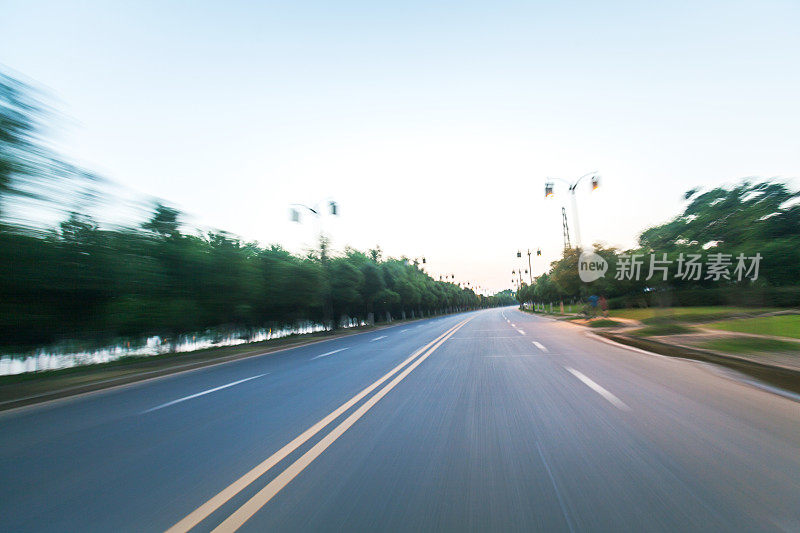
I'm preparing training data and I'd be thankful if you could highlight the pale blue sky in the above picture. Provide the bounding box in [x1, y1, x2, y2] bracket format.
[2, 1, 799, 291]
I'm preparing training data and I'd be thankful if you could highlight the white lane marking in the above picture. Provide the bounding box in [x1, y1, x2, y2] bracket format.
[536, 442, 576, 533]
[585, 332, 665, 358]
[310, 348, 349, 360]
[400, 329, 411, 333]
[565, 367, 630, 411]
[370, 335, 388, 342]
[143, 374, 267, 413]
[510, 323, 516, 327]
[516, 329, 526, 335]
[532, 341, 548, 352]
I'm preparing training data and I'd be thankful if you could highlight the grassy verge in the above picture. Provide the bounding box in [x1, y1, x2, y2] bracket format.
[609, 306, 779, 324]
[706, 314, 800, 340]
[700, 337, 800, 354]
[632, 323, 693, 336]
[519, 308, 573, 318]
[585, 319, 624, 328]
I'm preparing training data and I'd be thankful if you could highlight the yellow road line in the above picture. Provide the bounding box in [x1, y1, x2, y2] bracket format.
[166, 318, 470, 533]
[212, 317, 471, 532]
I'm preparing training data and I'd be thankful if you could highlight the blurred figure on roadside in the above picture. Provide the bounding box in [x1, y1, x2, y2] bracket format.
[587, 294, 599, 318]
[599, 295, 609, 318]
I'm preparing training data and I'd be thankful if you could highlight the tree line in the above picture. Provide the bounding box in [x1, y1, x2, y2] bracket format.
[517, 180, 800, 309]
[0, 72, 515, 352]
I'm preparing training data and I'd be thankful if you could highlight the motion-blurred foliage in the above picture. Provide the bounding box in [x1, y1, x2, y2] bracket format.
[0, 73, 515, 351]
[517, 180, 800, 308]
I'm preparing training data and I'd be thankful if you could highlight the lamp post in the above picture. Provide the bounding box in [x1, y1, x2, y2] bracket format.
[518, 249, 541, 284]
[290, 200, 339, 265]
[290, 200, 339, 329]
[289, 200, 339, 242]
[545, 172, 600, 249]
[289, 200, 338, 222]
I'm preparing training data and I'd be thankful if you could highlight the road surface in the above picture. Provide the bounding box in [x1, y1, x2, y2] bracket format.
[1, 307, 798, 532]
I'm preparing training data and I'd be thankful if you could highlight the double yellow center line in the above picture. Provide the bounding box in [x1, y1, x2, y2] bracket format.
[167, 316, 472, 533]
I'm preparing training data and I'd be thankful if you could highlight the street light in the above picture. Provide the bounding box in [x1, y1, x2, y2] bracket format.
[406, 256, 426, 268]
[289, 201, 338, 223]
[544, 172, 600, 248]
[517, 249, 540, 284]
[289, 200, 339, 254]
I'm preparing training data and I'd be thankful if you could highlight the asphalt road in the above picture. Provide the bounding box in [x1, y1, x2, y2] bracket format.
[1, 307, 798, 532]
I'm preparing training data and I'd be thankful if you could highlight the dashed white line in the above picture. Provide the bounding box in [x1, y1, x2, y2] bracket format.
[143, 374, 267, 413]
[400, 329, 411, 333]
[532, 341, 548, 352]
[565, 367, 630, 411]
[311, 348, 349, 360]
[370, 335, 388, 342]
[510, 323, 516, 327]
[516, 329, 526, 335]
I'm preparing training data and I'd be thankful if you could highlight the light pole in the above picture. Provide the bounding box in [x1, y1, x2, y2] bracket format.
[289, 200, 338, 222]
[410, 257, 426, 268]
[518, 249, 541, 284]
[290, 200, 339, 329]
[545, 172, 600, 249]
[290, 200, 339, 258]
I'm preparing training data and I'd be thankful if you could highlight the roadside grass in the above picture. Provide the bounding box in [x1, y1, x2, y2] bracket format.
[632, 323, 693, 337]
[520, 304, 580, 316]
[706, 315, 800, 340]
[520, 308, 573, 318]
[700, 337, 800, 354]
[609, 306, 780, 324]
[585, 319, 624, 328]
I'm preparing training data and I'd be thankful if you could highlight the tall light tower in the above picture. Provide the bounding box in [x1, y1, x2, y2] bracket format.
[545, 172, 600, 249]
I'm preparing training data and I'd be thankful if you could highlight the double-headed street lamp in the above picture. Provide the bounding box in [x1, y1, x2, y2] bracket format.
[289, 200, 338, 223]
[290, 200, 339, 255]
[517, 249, 541, 284]
[545, 172, 600, 249]
[512, 269, 523, 287]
